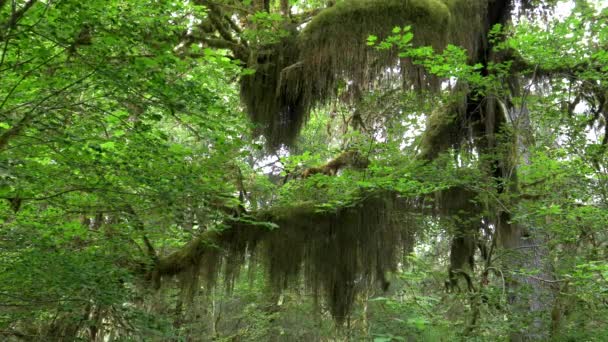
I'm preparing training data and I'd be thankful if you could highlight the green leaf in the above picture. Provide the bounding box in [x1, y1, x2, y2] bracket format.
[100, 141, 116, 150]
[367, 35, 378, 46]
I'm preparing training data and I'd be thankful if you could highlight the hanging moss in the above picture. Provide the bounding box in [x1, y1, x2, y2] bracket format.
[240, 29, 306, 148]
[444, 0, 487, 59]
[153, 184, 488, 320]
[259, 193, 413, 320]
[281, 0, 453, 143]
[154, 187, 485, 319]
[241, 0, 488, 147]
[296, 0, 451, 97]
[154, 192, 419, 322]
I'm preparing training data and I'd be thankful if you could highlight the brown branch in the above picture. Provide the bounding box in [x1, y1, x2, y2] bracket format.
[2, 0, 37, 34]
[124, 205, 158, 263]
[0, 112, 33, 151]
[172, 1, 248, 61]
[301, 150, 370, 178]
[196, 0, 238, 42]
[209, 14, 236, 44]
[224, 13, 244, 36]
[201, 38, 248, 60]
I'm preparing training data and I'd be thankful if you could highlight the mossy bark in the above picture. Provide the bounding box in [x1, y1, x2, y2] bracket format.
[417, 0, 555, 337]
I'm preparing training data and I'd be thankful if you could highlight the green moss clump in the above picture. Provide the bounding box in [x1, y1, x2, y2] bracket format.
[419, 101, 465, 160]
[241, 0, 488, 147]
[291, 0, 452, 111]
[240, 31, 306, 148]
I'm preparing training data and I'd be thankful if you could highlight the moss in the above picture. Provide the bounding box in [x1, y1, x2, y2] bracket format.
[261, 201, 317, 220]
[444, 0, 487, 59]
[156, 187, 487, 320]
[240, 30, 306, 148]
[258, 192, 413, 321]
[242, 0, 488, 147]
[292, 0, 452, 109]
[155, 192, 419, 322]
[301, 0, 450, 44]
[418, 101, 465, 160]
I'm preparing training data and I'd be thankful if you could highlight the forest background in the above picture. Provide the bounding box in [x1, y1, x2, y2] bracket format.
[1, 0, 607, 341]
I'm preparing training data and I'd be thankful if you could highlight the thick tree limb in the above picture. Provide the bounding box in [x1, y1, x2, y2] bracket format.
[150, 190, 419, 320]
[201, 38, 247, 58]
[155, 229, 223, 277]
[208, 13, 236, 44]
[195, 0, 243, 44]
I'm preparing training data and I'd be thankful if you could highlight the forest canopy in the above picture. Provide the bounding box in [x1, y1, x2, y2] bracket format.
[1, 0, 607, 341]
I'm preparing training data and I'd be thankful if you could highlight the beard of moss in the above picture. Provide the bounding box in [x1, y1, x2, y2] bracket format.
[261, 194, 414, 321]
[241, 0, 488, 147]
[168, 193, 417, 322]
[240, 31, 309, 149]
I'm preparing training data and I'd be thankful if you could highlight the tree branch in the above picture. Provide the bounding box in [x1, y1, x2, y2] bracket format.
[1, 0, 37, 35]
[0, 111, 33, 151]
[201, 38, 248, 60]
[124, 205, 158, 263]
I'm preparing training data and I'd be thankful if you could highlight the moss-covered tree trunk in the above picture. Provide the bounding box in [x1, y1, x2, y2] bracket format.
[458, 1, 555, 338]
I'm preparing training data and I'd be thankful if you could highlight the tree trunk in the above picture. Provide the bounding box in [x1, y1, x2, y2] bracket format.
[450, 1, 555, 338]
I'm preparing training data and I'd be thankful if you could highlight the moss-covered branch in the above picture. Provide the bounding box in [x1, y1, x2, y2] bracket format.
[242, 0, 488, 147]
[152, 192, 417, 320]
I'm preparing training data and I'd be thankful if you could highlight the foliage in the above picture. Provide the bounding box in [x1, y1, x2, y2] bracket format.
[1, 0, 607, 341]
